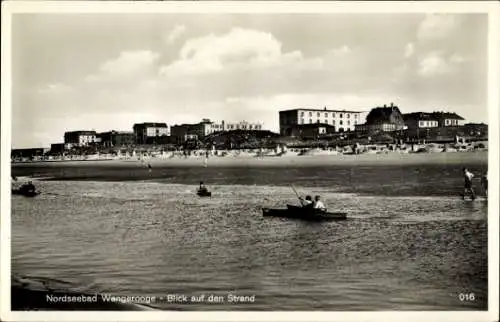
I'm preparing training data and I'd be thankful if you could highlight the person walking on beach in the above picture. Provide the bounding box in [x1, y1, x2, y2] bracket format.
[462, 167, 476, 200]
[203, 150, 209, 167]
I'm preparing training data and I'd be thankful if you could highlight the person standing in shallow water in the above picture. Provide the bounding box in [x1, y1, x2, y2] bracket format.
[481, 171, 488, 198]
[462, 168, 476, 200]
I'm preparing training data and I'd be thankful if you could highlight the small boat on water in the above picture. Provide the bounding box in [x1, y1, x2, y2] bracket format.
[262, 204, 347, 221]
[11, 189, 40, 197]
[197, 189, 212, 197]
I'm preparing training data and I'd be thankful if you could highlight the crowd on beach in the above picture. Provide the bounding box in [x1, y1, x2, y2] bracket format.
[11, 140, 488, 163]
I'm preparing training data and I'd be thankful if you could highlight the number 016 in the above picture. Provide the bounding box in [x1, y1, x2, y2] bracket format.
[459, 293, 475, 301]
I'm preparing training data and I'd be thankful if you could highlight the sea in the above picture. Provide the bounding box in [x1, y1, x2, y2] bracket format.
[10, 158, 488, 310]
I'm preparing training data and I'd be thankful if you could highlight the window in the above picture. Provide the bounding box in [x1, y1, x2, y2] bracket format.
[324, 113, 328, 118]
[332, 120, 336, 125]
[309, 112, 312, 116]
[347, 120, 350, 125]
[300, 119, 304, 124]
[340, 120, 343, 125]
[317, 112, 320, 117]
[355, 114, 358, 119]
[332, 113, 336, 118]
[309, 119, 312, 124]
[317, 120, 320, 123]
[340, 114, 343, 118]
[301, 112, 304, 116]
[324, 120, 328, 124]
[347, 114, 350, 118]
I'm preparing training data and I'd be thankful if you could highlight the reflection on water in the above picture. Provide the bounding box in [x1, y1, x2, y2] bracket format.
[11, 179, 487, 310]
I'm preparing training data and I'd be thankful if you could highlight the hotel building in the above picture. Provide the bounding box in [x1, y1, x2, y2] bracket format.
[133, 123, 169, 144]
[171, 119, 264, 143]
[279, 107, 365, 136]
[63, 130, 97, 147]
[97, 131, 136, 148]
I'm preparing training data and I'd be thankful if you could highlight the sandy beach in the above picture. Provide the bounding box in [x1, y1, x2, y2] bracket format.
[12, 150, 488, 168]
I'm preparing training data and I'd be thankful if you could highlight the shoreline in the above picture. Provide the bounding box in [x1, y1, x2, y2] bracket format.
[11, 151, 488, 168]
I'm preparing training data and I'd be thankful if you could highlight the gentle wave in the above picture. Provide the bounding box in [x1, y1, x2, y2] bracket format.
[11, 177, 488, 310]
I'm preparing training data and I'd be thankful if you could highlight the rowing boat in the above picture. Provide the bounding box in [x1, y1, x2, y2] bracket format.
[197, 190, 212, 197]
[12, 189, 40, 197]
[262, 204, 347, 221]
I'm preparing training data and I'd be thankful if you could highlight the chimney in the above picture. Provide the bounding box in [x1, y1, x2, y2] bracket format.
[390, 102, 394, 107]
[383, 104, 387, 108]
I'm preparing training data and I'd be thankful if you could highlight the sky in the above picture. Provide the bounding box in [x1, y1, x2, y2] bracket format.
[11, 13, 488, 148]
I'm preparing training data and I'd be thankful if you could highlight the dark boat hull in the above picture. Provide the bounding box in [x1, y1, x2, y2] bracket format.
[263, 204, 347, 221]
[12, 189, 40, 197]
[197, 190, 212, 197]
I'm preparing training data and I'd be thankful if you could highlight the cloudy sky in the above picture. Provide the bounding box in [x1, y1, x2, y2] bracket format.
[11, 13, 487, 148]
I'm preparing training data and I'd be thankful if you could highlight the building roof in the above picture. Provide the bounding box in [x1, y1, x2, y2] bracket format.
[403, 112, 437, 121]
[220, 120, 263, 125]
[430, 112, 465, 120]
[64, 130, 97, 135]
[98, 130, 135, 135]
[279, 108, 364, 113]
[133, 122, 168, 128]
[366, 106, 403, 124]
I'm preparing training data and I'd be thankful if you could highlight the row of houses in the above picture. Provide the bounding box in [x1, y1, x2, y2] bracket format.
[278, 103, 467, 138]
[12, 103, 476, 158]
[47, 119, 264, 154]
[357, 105, 465, 133]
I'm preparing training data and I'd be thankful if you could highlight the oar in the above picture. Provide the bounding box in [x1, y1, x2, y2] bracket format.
[291, 185, 304, 206]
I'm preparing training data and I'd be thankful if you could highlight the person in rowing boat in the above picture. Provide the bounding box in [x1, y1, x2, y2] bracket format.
[20, 181, 36, 194]
[313, 195, 326, 211]
[299, 195, 314, 208]
[199, 181, 208, 193]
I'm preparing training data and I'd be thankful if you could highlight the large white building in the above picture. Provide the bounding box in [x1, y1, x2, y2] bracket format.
[171, 119, 265, 143]
[279, 108, 366, 136]
[213, 120, 263, 131]
[63, 130, 97, 147]
[132, 122, 169, 144]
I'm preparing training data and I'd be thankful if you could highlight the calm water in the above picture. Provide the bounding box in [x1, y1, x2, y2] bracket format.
[11, 161, 488, 310]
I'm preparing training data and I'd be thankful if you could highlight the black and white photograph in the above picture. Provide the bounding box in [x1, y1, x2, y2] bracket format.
[1, 2, 499, 322]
